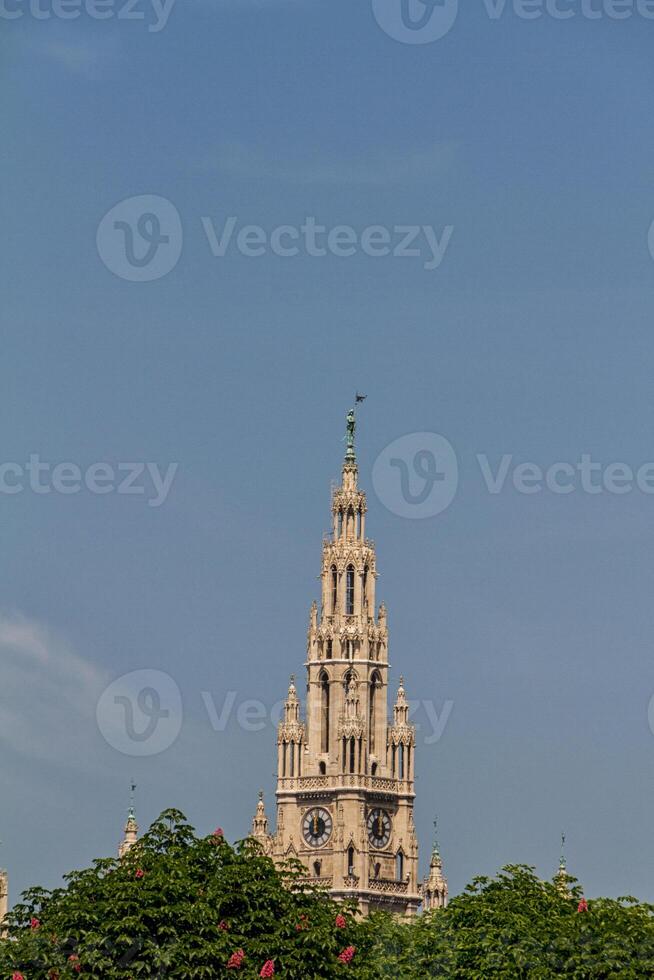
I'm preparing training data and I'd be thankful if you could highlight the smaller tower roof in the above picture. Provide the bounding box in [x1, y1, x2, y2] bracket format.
[118, 783, 139, 858]
[251, 790, 270, 840]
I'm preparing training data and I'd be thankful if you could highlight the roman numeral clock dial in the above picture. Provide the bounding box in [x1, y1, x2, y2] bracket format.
[367, 808, 392, 849]
[302, 807, 333, 848]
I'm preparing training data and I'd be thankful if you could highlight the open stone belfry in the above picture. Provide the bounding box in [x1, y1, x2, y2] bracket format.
[250, 408, 444, 916]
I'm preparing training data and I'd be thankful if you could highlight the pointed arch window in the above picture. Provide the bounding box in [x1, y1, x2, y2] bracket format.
[320, 671, 330, 754]
[396, 851, 404, 881]
[331, 566, 338, 615]
[326, 639, 333, 660]
[314, 860, 321, 877]
[344, 669, 356, 695]
[348, 846, 355, 877]
[363, 565, 369, 608]
[346, 565, 355, 615]
[369, 670, 381, 753]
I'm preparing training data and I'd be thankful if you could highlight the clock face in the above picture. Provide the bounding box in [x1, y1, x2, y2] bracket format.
[302, 807, 333, 848]
[367, 808, 392, 849]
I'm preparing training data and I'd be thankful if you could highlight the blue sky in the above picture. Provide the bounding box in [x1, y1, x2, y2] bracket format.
[2, 0, 654, 905]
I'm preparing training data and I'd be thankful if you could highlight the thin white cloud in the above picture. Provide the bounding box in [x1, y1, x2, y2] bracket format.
[31, 37, 121, 79]
[198, 139, 458, 186]
[0, 612, 108, 765]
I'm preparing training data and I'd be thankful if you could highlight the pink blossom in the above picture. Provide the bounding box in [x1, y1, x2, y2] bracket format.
[259, 960, 275, 977]
[30, 917, 40, 930]
[12, 973, 25, 980]
[338, 945, 356, 964]
[135, 868, 145, 879]
[219, 920, 229, 931]
[335, 913, 347, 928]
[227, 949, 245, 969]
[577, 898, 588, 913]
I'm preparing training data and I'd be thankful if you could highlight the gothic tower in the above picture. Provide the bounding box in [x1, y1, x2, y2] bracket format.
[253, 409, 421, 916]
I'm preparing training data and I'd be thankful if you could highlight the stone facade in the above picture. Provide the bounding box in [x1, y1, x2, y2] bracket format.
[251, 426, 423, 916]
[0, 869, 8, 936]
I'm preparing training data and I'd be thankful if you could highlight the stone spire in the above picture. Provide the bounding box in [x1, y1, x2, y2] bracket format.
[278, 676, 305, 781]
[555, 832, 570, 896]
[118, 784, 139, 858]
[393, 677, 410, 726]
[422, 818, 448, 910]
[283, 675, 301, 724]
[251, 790, 270, 839]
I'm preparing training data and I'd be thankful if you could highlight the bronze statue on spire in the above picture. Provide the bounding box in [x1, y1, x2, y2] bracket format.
[345, 408, 356, 460]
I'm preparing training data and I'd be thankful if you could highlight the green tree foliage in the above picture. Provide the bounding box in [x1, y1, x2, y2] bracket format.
[359, 866, 654, 979]
[2, 815, 654, 979]
[0, 810, 367, 979]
